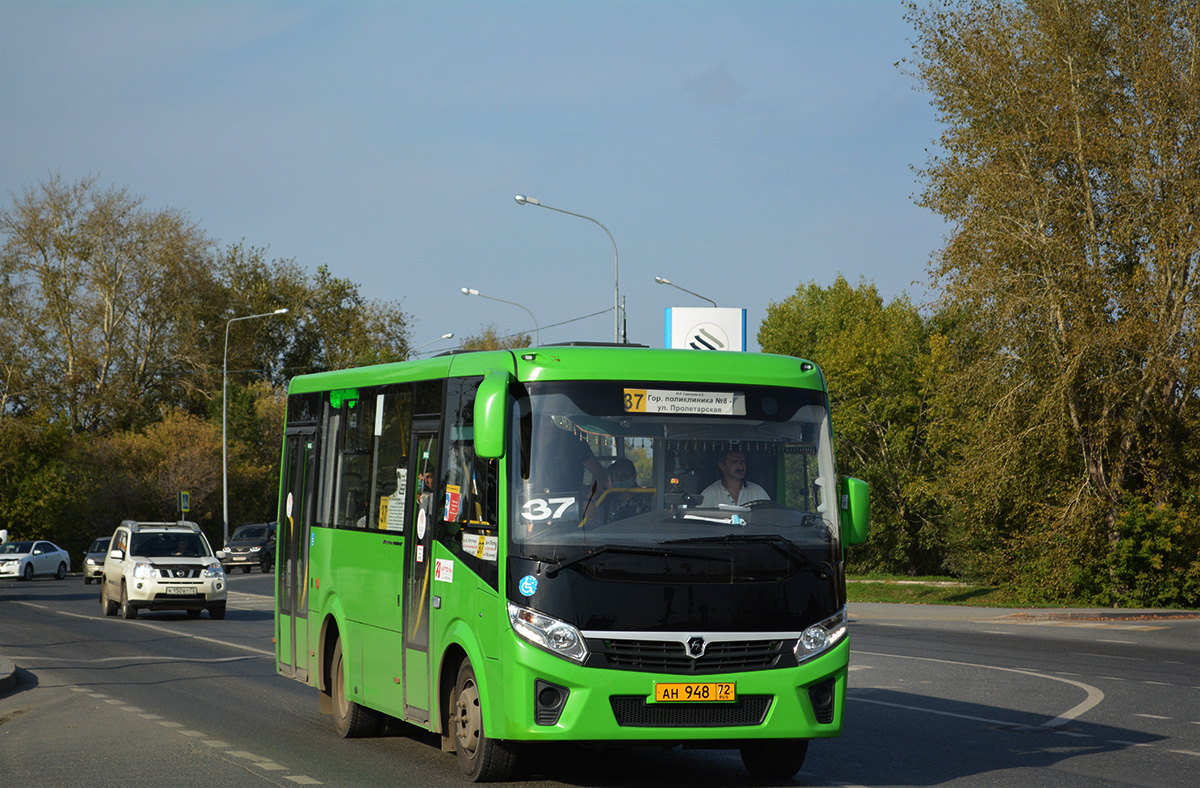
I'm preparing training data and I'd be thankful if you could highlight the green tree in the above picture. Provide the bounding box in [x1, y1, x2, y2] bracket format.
[0, 175, 219, 431]
[459, 323, 531, 351]
[760, 276, 948, 574]
[906, 0, 1200, 602]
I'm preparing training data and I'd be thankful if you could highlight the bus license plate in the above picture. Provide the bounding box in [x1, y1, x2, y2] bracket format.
[654, 682, 735, 702]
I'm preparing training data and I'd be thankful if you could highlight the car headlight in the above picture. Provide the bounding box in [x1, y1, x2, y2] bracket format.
[85, 557, 97, 566]
[794, 608, 848, 662]
[132, 562, 158, 579]
[202, 564, 224, 578]
[508, 602, 588, 663]
[1, 559, 17, 571]
[248, 546, 261, 552]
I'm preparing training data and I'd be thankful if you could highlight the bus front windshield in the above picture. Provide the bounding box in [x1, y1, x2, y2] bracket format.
[510, 381, 841, 578]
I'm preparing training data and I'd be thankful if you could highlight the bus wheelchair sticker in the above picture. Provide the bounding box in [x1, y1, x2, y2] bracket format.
[518, 575, 538, 596]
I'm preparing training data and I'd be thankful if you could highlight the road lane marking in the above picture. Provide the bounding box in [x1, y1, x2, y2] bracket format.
[4, 653, 265, 664]
[850, 697, 1017, 727]
[1135, 714, 1171, 719]
[854, 650, 1105, 728]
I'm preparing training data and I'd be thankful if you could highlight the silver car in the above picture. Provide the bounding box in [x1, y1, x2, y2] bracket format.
[82, 536, 111, 584]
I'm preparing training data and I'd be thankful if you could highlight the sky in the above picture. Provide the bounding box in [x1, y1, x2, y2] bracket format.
[0, 0, 947, 355]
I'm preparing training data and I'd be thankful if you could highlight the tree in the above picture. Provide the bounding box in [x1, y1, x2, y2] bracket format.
[0, 175, 219, 431]
[760, 277, 949, 574]
[906, 0, 1200, 602]
[459, 323, 532, 351]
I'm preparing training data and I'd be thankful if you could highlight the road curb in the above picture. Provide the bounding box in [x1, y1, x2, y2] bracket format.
[0, 655, 16, 694]
[1001, 608, 1200, 621]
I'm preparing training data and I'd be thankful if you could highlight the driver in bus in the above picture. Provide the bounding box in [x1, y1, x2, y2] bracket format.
[700, 450, 769, 507]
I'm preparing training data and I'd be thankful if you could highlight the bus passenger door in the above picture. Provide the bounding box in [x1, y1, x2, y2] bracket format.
[402, 422, 439, 724]
[277, 427, 316, 682]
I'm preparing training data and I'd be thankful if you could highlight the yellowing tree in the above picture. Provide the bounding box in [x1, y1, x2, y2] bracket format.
[907, 0, 1200, 602]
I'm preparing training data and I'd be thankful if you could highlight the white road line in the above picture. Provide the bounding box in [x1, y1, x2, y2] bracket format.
[850, 697, 1017, 727]
[1098, 639, 1136, 644]
[4, 653, 265, 664]
[1135, 714, 1171, 720]
[854, 650, 1105, 728]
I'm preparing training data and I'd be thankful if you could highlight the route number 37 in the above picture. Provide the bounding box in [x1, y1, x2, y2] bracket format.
[522, 496, 576, 521]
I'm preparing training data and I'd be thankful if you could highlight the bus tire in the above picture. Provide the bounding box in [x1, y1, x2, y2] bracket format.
[331, 639, 380, 738]
[452, 658, 517, 782]
[739, 738, 809, 779]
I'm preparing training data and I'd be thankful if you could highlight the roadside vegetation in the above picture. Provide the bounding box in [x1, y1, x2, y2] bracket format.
[2, 1, 1197, 608]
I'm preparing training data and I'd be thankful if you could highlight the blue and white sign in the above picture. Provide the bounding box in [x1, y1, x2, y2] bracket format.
[518, 574, 538, 597]
[664, 307, 747, 351]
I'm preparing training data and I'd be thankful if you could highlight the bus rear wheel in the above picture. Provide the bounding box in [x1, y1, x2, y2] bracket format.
[739, 738, 809, 779]
[452, 659, 517, 782]
[331, 639, 379, 738]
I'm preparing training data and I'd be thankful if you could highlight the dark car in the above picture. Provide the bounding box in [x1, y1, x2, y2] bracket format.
[217, 522, 276, 573]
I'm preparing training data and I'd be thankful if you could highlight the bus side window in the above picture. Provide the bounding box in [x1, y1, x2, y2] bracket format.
[334, 395, 376, 529]
[437, 377, 498, 589]
[371, 386, 413, 532]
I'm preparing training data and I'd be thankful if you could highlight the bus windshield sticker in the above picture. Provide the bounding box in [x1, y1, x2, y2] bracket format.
[445, 484, 461, 521]
[518, 575, 538, 596]
[624, 389, 745, 416]
[462, 533, 499, 561]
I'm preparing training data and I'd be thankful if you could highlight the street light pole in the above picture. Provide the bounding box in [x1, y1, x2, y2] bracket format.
[461, 288, 540, 345]
[409, 332, 454, 358]
[223, 308, 288, 546]
[655, 276, 718, 307]
[514, 194, 621, 343]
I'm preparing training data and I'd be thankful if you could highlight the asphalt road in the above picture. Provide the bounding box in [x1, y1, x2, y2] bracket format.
[1, 574, 1197, 787]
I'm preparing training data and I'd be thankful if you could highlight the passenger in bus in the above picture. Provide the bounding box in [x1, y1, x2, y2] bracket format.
[700, 450, 769, 507]
[593, 457, 651, 525]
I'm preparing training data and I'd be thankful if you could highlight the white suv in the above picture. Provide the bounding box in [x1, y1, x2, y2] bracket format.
[100, 520, 227, 620]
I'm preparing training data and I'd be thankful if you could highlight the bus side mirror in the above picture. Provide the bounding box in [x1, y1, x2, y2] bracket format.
[474, 371, 510, 459]
[839, 477, 869, 546]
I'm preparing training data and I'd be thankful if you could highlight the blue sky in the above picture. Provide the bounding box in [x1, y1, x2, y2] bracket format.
[1, 0, 946, 353]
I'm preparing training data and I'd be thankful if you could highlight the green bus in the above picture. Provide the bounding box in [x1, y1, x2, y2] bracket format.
[274, 345, 869, 781]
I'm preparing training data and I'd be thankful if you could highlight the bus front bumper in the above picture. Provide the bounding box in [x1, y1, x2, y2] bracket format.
[491, 635, 850, 743]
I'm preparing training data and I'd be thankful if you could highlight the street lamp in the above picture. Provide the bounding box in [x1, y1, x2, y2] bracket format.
[655, 276, 718, 307]
[409, 332, 454, 357]
[514, 194, 621, 342]
[461, 288, 539, 345]
[223, 308, 289, 546]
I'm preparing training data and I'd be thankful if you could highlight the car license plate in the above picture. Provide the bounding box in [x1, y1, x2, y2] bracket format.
[165, 586, 194, 595]
[654, 682, 736, 702]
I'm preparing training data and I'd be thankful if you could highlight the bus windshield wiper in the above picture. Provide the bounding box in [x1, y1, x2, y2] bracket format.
[542, 544, 731, 578]
[660, 534, 834, 579]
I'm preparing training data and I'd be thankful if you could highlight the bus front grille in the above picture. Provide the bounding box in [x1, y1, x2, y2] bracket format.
[595, 638, 786, 674]
[609, 695, 772, 727]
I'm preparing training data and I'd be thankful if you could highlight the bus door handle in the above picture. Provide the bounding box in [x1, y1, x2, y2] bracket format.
[432, 595, 442, 609]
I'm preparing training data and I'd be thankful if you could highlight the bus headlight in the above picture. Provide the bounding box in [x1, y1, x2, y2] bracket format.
[508, 602, 589, 663]
[795, 608, 848, 662]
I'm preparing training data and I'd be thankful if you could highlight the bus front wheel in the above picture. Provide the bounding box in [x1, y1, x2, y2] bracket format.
[739, 738, 809, 779]
[331, 639, 380, 738]
[452, 659, 517, 782]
